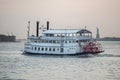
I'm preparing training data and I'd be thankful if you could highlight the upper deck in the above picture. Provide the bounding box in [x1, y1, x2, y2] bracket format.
[29, 29, 92, 41]
[43, 29, 91, 34]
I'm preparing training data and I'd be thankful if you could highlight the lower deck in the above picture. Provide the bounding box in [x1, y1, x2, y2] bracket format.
[24, 45, 81, 54]
[24, 40, 104, 55]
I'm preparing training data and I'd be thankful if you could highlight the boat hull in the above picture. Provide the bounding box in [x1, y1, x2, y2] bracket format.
[23, 50, 104, 55]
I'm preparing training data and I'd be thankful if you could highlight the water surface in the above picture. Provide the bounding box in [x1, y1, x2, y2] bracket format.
[0, 41, 120, 80]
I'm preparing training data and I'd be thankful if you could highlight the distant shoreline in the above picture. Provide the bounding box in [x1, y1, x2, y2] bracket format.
[98, 37, 120, 41]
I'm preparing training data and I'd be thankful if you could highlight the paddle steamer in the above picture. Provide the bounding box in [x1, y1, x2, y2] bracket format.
[24, 21, 104, 54]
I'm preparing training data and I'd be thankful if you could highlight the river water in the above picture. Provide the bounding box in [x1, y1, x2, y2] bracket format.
[0, 41, 120, 80]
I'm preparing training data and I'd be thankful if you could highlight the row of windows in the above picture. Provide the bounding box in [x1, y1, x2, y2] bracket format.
[32, 47, 60, 52]
[31, 40, 89, 43]
[31, 40, 77, 43]
[45, 33, 79, 37]
[45, 33, 92, 37]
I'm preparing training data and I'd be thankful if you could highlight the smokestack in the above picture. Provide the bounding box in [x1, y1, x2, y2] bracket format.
[36, 21, 39, 37]
[47, 21, 49, 30]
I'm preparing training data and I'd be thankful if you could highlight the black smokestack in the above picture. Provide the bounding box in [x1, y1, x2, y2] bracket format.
[36, 21, 39, 37]
[47, 21, 49, 30]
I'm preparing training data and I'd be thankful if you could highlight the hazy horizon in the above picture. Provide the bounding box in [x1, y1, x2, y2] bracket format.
[0, 0, 120, 39]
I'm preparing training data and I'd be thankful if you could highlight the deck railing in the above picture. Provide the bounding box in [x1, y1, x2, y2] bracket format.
[41, 36, 92, 40]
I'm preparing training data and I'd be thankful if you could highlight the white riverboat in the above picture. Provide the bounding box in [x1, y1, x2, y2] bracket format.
[24, 21, 104, 55]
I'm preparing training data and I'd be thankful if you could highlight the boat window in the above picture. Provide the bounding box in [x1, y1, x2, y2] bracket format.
[45, 34, 49, 36]
[69, 41, 71, 43]
[57, 41, 60, 43]
[69, 34, 72, 36]
[73, 40, 75, 43]
[55, 40, 59, 43]
[50, 40, 52, 43]
[36, 40, 38, 43]
[41, 48, 44, 51]
[35, 47, 36, 50]
[45, 48, 47, 51]
[54, 34, 57, 36]
[66, 34, 68, 36]
[44, 40, 46, 43]
[38, 47, 40, 51]
[65, 41, 67, 43]
[53, 48, 55, 51]
[57, 48, 59, 51]
[32, 40, 34, 42]
[61, 34, 65, 37]
[53, 40, 55, 43]
[55, 40, 58, 43]
[42, 40, 44, 43]
[60, 48, 64, 52]
[31, 40, 33, 42]
[35, 40, 37, 42]
[49, 34, 54, 37]
[57, 34, 61, 37]
[38, 40, 41, 43]
[76, 33, 80, 36]
[49, 48, 51, 51]
[46, 40, 48, 43]
[73, 34, 76, 36]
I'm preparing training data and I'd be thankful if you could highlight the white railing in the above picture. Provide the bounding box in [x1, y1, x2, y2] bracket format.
[41, 36, 92, 40]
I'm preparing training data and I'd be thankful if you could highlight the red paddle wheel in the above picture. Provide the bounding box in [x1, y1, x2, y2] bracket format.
[82, 41, 103, 54]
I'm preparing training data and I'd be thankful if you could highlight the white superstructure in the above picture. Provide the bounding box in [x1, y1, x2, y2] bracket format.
[24, 21, 103, 54]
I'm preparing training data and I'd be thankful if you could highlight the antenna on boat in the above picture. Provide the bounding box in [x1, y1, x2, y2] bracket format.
[27, 21, 30, 38]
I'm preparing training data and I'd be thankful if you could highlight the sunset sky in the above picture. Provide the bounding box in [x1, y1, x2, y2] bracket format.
[0, 0, 120, 39]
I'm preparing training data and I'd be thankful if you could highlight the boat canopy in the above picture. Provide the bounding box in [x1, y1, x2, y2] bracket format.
[43, 29, 91, 34]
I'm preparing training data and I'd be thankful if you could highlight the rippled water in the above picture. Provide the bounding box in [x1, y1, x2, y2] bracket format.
[0, 41, 120, 80]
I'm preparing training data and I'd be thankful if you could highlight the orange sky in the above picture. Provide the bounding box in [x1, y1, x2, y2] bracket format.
[0, 0, 120, 39]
